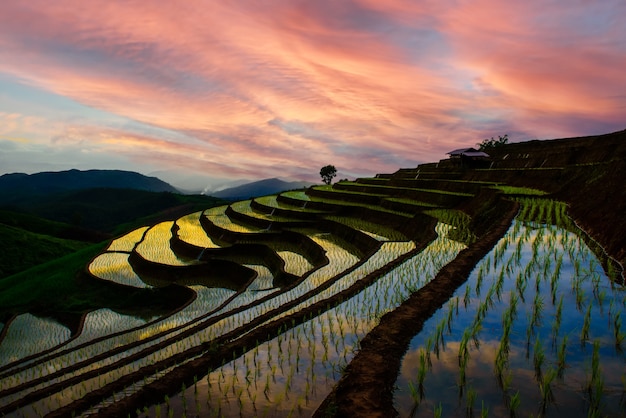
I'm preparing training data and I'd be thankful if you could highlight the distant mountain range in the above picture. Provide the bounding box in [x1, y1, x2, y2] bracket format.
[210, 178, 312, 200]
[0, 169, 314, 203]
[0, 169, 177, 206]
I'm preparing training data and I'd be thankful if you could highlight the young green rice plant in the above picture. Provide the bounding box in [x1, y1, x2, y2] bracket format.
[475, 267, 484, 297]
[480, 401, 489, 418]
[581, 303, 592, 344]
[530, 292, 544, 329]
[417, 349, 427, 398]
[539, 366, 557, 411]
[586, 340, 604, 414]
[533, 336, 545, 380]
[614, 311, 625, 351]
[552, 295, 564, 342]
[433, 402, 443, 418]
[516, 271, 528, 303]
[509, 391, 521, 417]
[465, 386, 476, 416]
[556, 335, 568, 378]
[463, 284, 472, 308]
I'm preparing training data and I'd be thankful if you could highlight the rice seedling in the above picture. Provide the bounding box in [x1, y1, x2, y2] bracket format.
[539, 366, 557, 411]
[533, 336, 545, 379]
[614, 311, 625, 351]
[581, 304, 592, 344]
[509, 390, 521, 417]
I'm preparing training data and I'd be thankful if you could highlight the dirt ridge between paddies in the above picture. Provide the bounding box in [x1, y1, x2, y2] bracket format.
[314, 197, 519, 418]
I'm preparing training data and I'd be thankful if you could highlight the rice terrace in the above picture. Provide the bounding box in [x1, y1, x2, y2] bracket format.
[1, 130, 625, 418]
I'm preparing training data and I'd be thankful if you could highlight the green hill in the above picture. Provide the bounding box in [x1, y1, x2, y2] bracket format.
[0, 223, 88, 278]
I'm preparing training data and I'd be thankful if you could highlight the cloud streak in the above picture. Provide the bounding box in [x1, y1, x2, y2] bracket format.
[0, 0, 624, 184]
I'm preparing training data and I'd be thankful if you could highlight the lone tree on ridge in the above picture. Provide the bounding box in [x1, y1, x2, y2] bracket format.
[320, 165, 337, 185]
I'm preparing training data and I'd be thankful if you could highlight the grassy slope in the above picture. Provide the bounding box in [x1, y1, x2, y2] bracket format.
[0, 224, 89, 278]
[0, 243, 107, 311]
[0, 242, 193, 318]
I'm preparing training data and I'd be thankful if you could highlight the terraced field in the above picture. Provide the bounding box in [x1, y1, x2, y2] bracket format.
[1, 133, 625, 417]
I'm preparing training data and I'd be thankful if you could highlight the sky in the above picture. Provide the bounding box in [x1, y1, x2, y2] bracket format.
[0, 1, 624, 189]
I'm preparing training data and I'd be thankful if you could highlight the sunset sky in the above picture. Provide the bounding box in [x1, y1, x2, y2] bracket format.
[0, 1, 624, 189]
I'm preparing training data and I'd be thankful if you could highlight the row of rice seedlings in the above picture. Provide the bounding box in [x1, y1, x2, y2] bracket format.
[276, 250, 314, 276]
[264, 225, 463, 338]
[2, 225, 326, 404]
[0, 314, 72, 368]
[0, 284, 236, 397]
[323, 215, 408, 241]
[49, 228, 366, 405]
[203, 205, 264, 233]
[424, 208, 476, 244]
[288, 229, 361, 288]
[106, 226, 149, 252]
[26, 308, 248, 414]
[290, 189, 412, 217]
[12, 336, 202, 417]
[230, 200, 294, 222]
[15, 222, 456, 415]
[0, 222, 459, 412]
[237, 238, 316, 277]
[136, 221, 198, 266]
[265, 241, 418, 327]
[280, 190, 311, 202]
[88, 252, 150, 288]
[395, 209, 626, 417]
[7, 219, 408, 398]
[255, 195, 326, 213]
[175, 211, 222, 249]
[239, 266, 275, 293]
[490, 185, 548, 196]
[312, 184, 386, 197]
[383, 196, 439, 207]
[62, 230, 415, 415]
[144, 228, 464, 417]
[207, 235, 370, 338]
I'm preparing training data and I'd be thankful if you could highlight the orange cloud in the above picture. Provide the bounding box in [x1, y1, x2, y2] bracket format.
[0, 1, 624, 182]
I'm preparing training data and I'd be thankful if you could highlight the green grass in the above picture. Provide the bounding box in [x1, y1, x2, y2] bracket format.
[0, 209, 81, 238]
[0, 241, 191, 318]
[384, 197, 439, 207]
[0, 242, 107, 311]
[490, 185, 548, 196]
[0, 224, 89, 278]
[336, 182, 474, 197]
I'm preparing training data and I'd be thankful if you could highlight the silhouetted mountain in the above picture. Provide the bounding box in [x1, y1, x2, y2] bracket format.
[0, 169, 178, 206]
[211, 178, 312, 200]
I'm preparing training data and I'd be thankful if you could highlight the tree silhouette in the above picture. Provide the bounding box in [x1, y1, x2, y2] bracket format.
[320, 165, 337, 185]
[477, 134, 508, 151]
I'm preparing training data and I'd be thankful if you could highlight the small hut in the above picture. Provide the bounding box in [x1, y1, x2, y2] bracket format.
[446, 147, 491, 168]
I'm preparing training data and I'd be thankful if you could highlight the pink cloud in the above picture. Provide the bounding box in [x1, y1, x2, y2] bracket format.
[0, 1, 624, 181]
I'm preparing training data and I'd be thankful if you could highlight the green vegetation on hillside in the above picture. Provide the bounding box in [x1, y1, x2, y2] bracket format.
[0, 243, 107, 312]
[0, 242, 192, 317]
[0, 224, 89, 278]
[14, 188, 226, 233]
